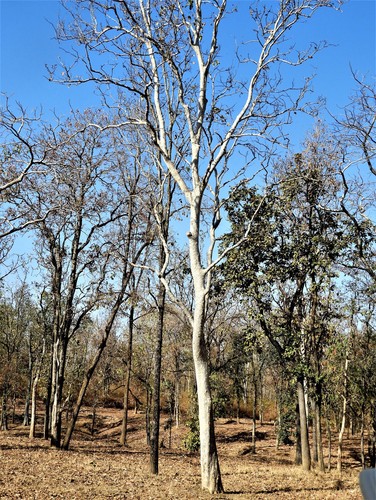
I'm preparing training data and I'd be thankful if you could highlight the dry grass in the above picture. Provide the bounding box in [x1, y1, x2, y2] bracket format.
[0, 408, 362, 499]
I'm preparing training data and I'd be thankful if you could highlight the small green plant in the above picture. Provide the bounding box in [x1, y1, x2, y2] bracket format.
[183, 393, 200, 452]
[183, 416, 200, 452]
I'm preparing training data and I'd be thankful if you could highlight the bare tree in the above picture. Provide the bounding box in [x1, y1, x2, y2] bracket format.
[15, 110, 141, 447]
[53, 0, 342, 491]
[0, 99, 51, 239]
[335, 76, 376, 283]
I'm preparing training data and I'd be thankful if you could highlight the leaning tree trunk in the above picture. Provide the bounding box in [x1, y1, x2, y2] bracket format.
[62, 351, 101, 450]
[297, 375, 311, 471]
[62, 269, 132, 451]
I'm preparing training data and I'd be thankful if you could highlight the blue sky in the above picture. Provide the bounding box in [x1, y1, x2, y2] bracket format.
[1, 0, 375, 127]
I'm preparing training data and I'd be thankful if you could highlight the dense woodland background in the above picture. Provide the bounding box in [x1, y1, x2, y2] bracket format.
[0, 0, 375, 495]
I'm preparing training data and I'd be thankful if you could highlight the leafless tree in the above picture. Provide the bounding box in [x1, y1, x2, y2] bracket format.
[0, 99, 51, 239]
[53, 0, 342, 491]
[13, 109, 151, 447]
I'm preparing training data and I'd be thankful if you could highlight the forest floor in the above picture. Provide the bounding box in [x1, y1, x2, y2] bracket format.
[0, 407, 363, 499]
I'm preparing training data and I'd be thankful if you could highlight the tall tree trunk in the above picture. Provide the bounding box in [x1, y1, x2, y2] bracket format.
[326, 407, 332, 472]
[150, 283, 166, 474]
[29, 371, 41, 439]
[62, 271, 132, 451]
[295, 402, 302, 465]
[23, 378, 31, 426]
[259, 373, 264, 425]
[174, 375, 180, 428]
[370, 407, 376, 468]
[120, 304, 135, 446]
[23, 339, 34, 426]
[0, 388, 8, 431]
[297, 375, 311, 471]
[29, 342, 45, 440]
[311, 398, 318, 464]
[361, 406, 366, 469]
[251, 375, 257, 454]
[316, 397, 325, 472]
[189, 199, 223, 494]
[192, 292, 223, 494]
[50, 339, 67, 448]
[44, 345, 53, 439]
[337, 354, 349, 473]
[62, 345, 103, 450]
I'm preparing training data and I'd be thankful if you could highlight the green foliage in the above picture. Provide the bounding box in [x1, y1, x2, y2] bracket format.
[182, 415, 200, 452]
[183, 393, 200, 452]
[210, 372, 231, 418]
[278, 410, 295, 446]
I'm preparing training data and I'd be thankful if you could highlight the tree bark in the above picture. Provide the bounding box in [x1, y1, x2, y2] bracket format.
[297, 375, 311, 471]
[315, 398, 325, 471]
[326, 408, 332, 472]
[29, 371, 41, 439]
[311, 398, 318, 464]
[50, 336, 68, 448]
[0, 389, 8, 431]
[44, 345, 53, 439]
[295, 402, 302, 465]
[337, 354, 349, 473]
[361, 406, 365, 469]
[120, 304, 135, 446]
[150, 283, 166, 474]
[192, 291, 223, 494]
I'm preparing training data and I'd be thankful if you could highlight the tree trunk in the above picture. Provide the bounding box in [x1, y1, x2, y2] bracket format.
[120, 305, 135, 446]
[295, 402, 302, 465]
[316, 398, 325, 472]
[0, 389, 8, 431]
[189, 198, 223, 494]
[23, 340, 34, 427]
[50, 338, 67, 448]
[150, 282, 166, 474]
[297, 375, 311, 471]
[337, 355, 349, 474]
[44, 348, 53, 440]
[192, 292, 223, 494]
[311, 398, 318, 464]
[90, 404, 97, 435]
[62, 306, 122, 451]
[326, 408, 332, 472]
[29, 371, 41, 439]
[361, 406, 365, 469]
[251, 376, 257, 454]
[23, 378, 31, 426]
[174, 376, 180, 428]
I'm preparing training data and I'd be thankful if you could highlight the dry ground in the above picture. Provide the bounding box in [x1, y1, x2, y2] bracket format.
[0, 408, 363, 499]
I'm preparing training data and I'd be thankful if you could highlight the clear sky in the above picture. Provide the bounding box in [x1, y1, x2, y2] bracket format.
[0, 0, 375, 136]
